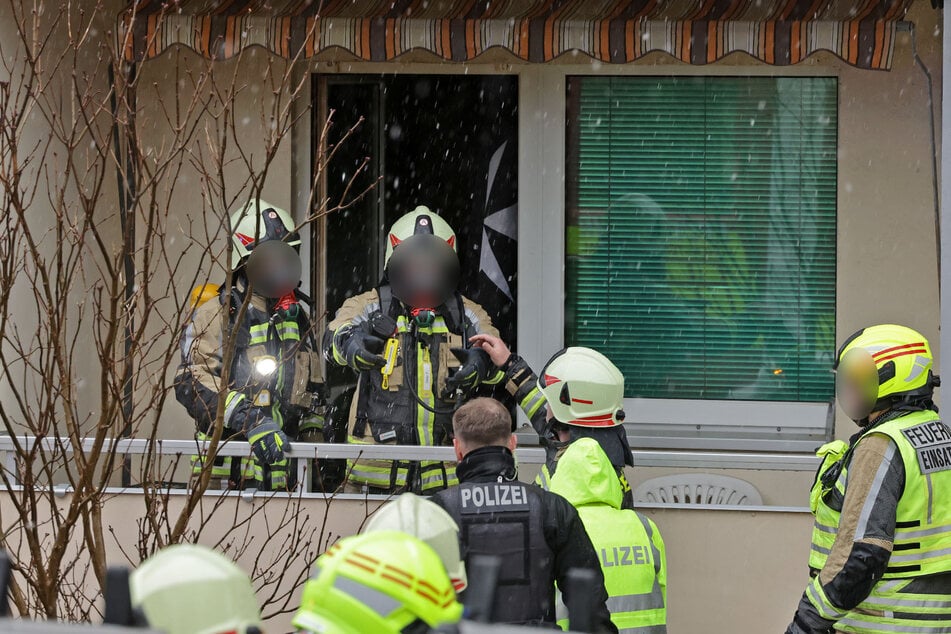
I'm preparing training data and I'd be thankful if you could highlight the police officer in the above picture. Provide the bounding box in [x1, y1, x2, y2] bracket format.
[130, 544, 264, 634]
[324, 206, 504, 495]
[293, 531, 463, 634]
[470, 334, 635, 509]
[430, 397, 616, 632]
[176, 199, 324, 491]
[786, 324, 951, 633]
[550, 438, 667, 633]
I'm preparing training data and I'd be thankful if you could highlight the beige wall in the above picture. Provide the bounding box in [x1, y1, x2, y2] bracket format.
[0, 490, 812, 633]
[642, 505, 814, 633]
[0, 2, 123, 435]
[834, 0, 941, 419]
[135, 47, 296, 443]
[0, 2, 299, 485]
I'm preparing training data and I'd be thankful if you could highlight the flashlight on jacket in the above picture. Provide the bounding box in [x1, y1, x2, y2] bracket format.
[252, 355, 277, 406]
[254, 356, 278, 377]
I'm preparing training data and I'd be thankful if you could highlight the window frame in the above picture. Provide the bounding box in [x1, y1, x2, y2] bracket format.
[293, 62, 841, 464]
[516, 68, 838, 455]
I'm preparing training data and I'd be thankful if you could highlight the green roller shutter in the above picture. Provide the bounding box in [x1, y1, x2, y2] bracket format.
[565, 76, 836, 402]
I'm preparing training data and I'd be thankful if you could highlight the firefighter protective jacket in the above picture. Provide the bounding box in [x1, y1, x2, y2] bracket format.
[325, 287, 502, 492]
[789, 408, 951, 634]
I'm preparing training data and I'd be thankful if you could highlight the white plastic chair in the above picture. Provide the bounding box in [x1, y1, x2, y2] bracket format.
[633, 474, 763, 506]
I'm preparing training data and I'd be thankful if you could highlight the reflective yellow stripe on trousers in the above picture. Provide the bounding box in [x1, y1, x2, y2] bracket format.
[835, 579, 951, 633]
[346, 435, 408, 489]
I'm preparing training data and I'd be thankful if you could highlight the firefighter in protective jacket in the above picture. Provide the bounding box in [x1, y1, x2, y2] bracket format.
[175, 200, 324, 491]
[324, 206, 504, 495]
[786, 324, 951, 634]
[470, 333, 636, 509]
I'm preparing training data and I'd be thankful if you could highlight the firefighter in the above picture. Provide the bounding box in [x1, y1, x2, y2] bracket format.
[130, 544, 263, 634]
[292, 531, 463, 634]
[786, 324, 951, 633]
[550, 438, 668, 632]
[469, 334, 635, 509]
[431, 397, 616, 632]
[176, 199, 324, 491]
[324, 205, 504, 495]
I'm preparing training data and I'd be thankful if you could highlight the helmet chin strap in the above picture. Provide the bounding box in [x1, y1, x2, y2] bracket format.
[857, 400, 930, 429]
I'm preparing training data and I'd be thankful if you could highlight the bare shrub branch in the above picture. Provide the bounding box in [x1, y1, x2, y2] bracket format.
[0, 0, 374, 620]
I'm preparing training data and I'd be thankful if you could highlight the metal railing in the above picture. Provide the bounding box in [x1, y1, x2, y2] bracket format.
[0, 433, 820, 499]
[0, 435, 821, 466]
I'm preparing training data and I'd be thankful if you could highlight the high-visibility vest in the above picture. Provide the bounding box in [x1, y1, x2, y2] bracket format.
[808, 438, 849, 570]
[569, 505, 667, 633]
[808, 409, 951, 633]
[811, 410, 951, 577]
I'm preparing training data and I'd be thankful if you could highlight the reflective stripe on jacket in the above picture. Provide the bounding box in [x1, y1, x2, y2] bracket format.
[327, 289, 500, 492]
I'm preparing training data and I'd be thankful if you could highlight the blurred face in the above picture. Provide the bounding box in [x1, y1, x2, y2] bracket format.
[246, 240, 301, 298]
[835, 348, 880, 423]
[387, 234, 460, 308]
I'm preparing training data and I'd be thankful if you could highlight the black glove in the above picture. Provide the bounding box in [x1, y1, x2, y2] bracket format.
[246, 417, 289, 466]
[785, 596, 837, 634]
[785, 620, 834, 634]
[336, 325, 386, 371]
[446, 347, 493, 392]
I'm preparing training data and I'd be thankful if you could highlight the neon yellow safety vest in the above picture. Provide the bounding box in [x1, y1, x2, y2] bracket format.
[574, 505, 667, 633]
[810, 410, 951, 579]
[549, 438, 667, 633]
[808, 439, 849, 570]
[808, 410, 951, 632]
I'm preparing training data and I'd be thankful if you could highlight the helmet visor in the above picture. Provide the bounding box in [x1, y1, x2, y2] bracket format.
[246, 239, 302, 298]
[835, 347, 880, 421]
[387, 234, 460, 308]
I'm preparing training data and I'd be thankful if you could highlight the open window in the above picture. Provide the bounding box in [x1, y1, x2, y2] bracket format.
[316, 74, 519, 392]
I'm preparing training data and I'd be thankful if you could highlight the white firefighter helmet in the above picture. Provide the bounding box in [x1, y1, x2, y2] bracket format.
[130, 544, 263, 634]
[363, 492, 467, 592]
[538, 347, 625, 427]
[230, 199, 300, 268]
[384, 205, 456, 269]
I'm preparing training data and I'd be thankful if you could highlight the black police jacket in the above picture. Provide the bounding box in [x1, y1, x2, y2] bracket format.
[432, 446, 617, 633]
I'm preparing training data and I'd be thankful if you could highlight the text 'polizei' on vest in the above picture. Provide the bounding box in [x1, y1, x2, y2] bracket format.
[601, 545, 653, 568]
[460, 483, 531, 513]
